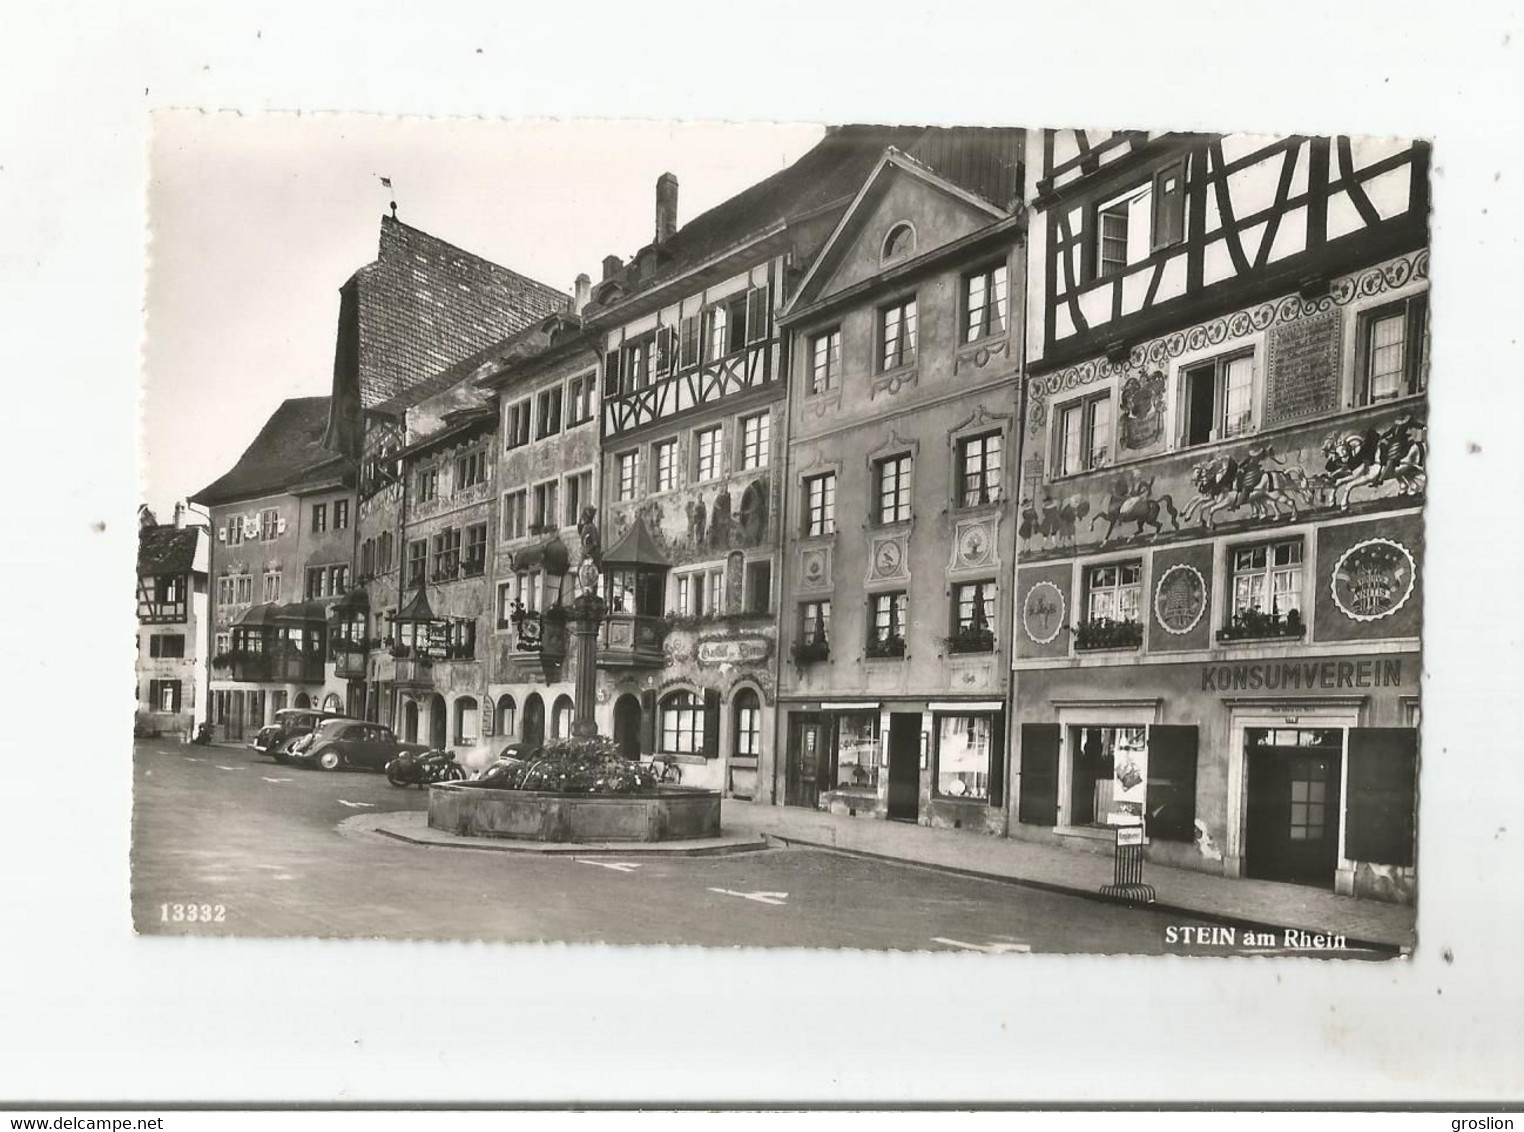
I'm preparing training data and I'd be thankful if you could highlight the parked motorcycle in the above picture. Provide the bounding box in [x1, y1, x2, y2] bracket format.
[385, 748, 465, 788]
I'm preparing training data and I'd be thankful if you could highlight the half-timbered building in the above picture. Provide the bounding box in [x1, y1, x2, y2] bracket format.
[136, 505, 210, 739]
[775, 139, 1027, 831]
[1011, 131, 1429, 903]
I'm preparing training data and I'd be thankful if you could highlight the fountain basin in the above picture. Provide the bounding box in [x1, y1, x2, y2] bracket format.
[427, 781, 722, 843]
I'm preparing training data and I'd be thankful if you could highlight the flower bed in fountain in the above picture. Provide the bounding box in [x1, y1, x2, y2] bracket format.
[427, 736, 721, 843]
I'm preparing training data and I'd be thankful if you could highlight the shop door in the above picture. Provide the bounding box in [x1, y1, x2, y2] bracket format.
[1245, 733, 1342, 887]
[886, 713, 920, 822]
[785, 714, 827, 809]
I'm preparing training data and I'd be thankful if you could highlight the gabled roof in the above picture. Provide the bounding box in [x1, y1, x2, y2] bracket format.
[395, 586, 436, 623]
[137, 524, 202, 577]
[786, 148, 1013, 316]
[603, 516, 670, 568]
[191, 397, 334, 508]
[344, 217, 569, 413]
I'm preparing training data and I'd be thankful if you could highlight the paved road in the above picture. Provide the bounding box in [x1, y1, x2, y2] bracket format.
[130, 739, 1381, 956]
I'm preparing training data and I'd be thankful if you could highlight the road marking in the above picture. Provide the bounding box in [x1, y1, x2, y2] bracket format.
[183, 758, 204, 763]
[261, 777, 293, 784]
[932, 937, 1032, 954]
[575, 859, 642, 873]
[215, 765, 242, 772]
[336, 800, 375, 809]
[707, 888, 788, 906]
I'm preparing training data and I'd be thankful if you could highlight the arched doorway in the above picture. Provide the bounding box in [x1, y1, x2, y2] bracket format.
[402, 699, 419, 744]
[613, 694, 643, 760]
[293, 692, 311, 709]
[454, 696, 479, 746]
[522, 693, 545, 748]
[322, 693, 343, 714]
[428, 693, 447, 749]
[497, 695, 517, 739]
[551, 694, 575, 739]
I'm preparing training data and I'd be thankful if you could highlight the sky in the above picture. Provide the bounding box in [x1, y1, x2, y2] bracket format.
[142, 113, 827, 519]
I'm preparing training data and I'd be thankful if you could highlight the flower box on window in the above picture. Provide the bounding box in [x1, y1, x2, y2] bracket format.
[1074, 616, 1143, 651]
[792, 639, 830, 664]
[865, 634, 907, 659]
[1217, 606, 1305, 643]
[948, 626, 996, 654]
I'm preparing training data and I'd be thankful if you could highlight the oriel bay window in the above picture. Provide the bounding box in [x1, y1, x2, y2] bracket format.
[879, 296, 918, 370]
[1182, 351, 1254, 446]
[957, 432, 1003, 506]
[1223, 538, 1304, 640]
[868, 591, 908, 658]
[963, 263, 1008, 343]
[1057, 393, 1111, 476]
[1077, 562, 1143, 650]
[935, 713, 1002, 801]
[951, 581, 996, 653]
[1359, 294, 1429, 404]
[875, 454, 912, 524]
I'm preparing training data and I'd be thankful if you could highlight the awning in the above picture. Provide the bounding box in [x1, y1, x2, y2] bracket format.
[233, 602, 284, 627]
[601, 516, 670, 568]
[511, 535, 570, 575]
[277, 600, 329, 623]
[329, 587, 370, 616]
[394, 586, 436, 623]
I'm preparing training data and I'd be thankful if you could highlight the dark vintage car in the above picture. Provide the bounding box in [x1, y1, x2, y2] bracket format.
[247, 708, 346, 760]
[287, 719, 431, 772]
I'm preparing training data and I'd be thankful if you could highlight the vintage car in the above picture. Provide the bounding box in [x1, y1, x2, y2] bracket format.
[287, 719, 431, 772]
[247, 708, 346, 761]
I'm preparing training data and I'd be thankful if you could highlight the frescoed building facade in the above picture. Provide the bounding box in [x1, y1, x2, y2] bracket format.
[774, 140, 1027, 831]
[1011, 130, 1429, 903]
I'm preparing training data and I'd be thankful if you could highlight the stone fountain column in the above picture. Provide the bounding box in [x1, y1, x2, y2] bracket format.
[568, 562, 606, 739]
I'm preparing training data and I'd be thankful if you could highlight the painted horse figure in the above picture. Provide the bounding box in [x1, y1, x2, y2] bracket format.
[1182, 445, 1311, 528]
[1090, 473, 1181, 543]
[1315, 416, 1427, 509]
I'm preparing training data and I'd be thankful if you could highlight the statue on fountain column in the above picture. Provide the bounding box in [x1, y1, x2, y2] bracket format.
[575, 506, 601, 595]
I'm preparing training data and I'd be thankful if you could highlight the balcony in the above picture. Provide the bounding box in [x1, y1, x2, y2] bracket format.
[597, 612, 668, 669]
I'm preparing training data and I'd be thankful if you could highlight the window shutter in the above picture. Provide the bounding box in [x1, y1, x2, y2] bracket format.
[1345, 727, 1418, 866]
[987, 713, 1007, 808]
[1017, 723, 1060, 826]
[170, 681, 182, 714]
[703, 689, 722, 757]
[746, 285, 770, 343]
[1406, 294, 1429, 393]
[603, 350, 623, 397]
[1151, 160, 1187, 251]
[1144, 725, 1198, 841]
[679, 315, 699, 368]
[639, 689, 658, 757]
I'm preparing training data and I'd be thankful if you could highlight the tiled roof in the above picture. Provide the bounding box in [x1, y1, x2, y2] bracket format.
[350, 217, 570, 411]
[368, 318, 554, 418]
[137, 523, 202, 577]
[190, 397, 335, 507]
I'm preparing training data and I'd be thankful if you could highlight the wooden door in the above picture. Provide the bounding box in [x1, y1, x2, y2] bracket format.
[1246, 741, 1342, 887]
[786, 714, 826, 808]
[886, 713, 920, 822]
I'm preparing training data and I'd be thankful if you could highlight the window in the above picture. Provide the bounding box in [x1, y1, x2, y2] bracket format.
[653, 439, 677, 492]
[497, 696, 517, 737]
[734, 690, 761, 759]
[810, 328, 843, 394]
[740, 412, 770, 470]
[414, 467, 438, 503]
[464, 523, 487, 576]
[1182, 352, 1254, 446]
[875, 454, 912, 524]
[746, 285, 770, 344]
[616, 451, 640, 501]
[804, 472, 836, 536]
[406, 539, 427, 587]
[149, 679, 182, 714]
[620, 336, 652, 394]
[952, 581, 996, 651]
[496, 581, 514, 629]
[454, 697, 479, 745]
[564, 470, 592, 525]
[654, 324, 676, 377]
[694, 426, 722, 482]
[964, 264, 1009, 343]
[1095, 183, 1152, 278]
[1230, 539, 1303, 619]
[1360, 295, 1429, 404]
[957, 432, 1003, 506]
[833, 712, 880, 790]
[703, 302, 729, 361]
[259, 508, 279, 541]
[882, 222, 915, 261]
[149, 634, 185, 659]
[456, 450, 486, 490]
[215, 633, 231, 657]
[502, 490, 527, 541]
[659, 691, 703, 754]
[262, 571, 281, 604]
[432, 528, 462, 580]
[567, 372, 596, 426]
[725, 292, 751, 355]
[505, 400, 531, 449]
[869, 591, 908, 655]
[445, 618, 476, 660]
[1085, 562, 1142, 623]
[879, 297, 918, 370]
[224, 516, 244, 546]
[745, 559, 772, 614]
[361, 540, 375, 577]
[676, 569, 723, 617]
[1152, 161, 1187, 251]
[378, 532, 393, 572]
[535, 387, 562, 439]
[235, 575, 253, 604]
[531, 481, 560, 533]
[305, 566, 327, 600]
[706, 569, 725, 615]
[678, 314, 700, 369]
[936, 714, 995, 800]
[800, 600, 831, 646]
[1057, 393, 1111, 475]
[334, 499, 349, 530]
[550, 695, 575, 740]
[311, 503, 327, 533]
[329, 564, 349, 594]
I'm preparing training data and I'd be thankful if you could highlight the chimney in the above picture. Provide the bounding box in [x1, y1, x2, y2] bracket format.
[572, 273, 592, 315]
[173, 502, 185, 529]
[655, 172, 679, 244]
[602, 254, 624, 282]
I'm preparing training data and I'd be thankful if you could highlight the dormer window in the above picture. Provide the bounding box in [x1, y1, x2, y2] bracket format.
[882, 222, 916, 263]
